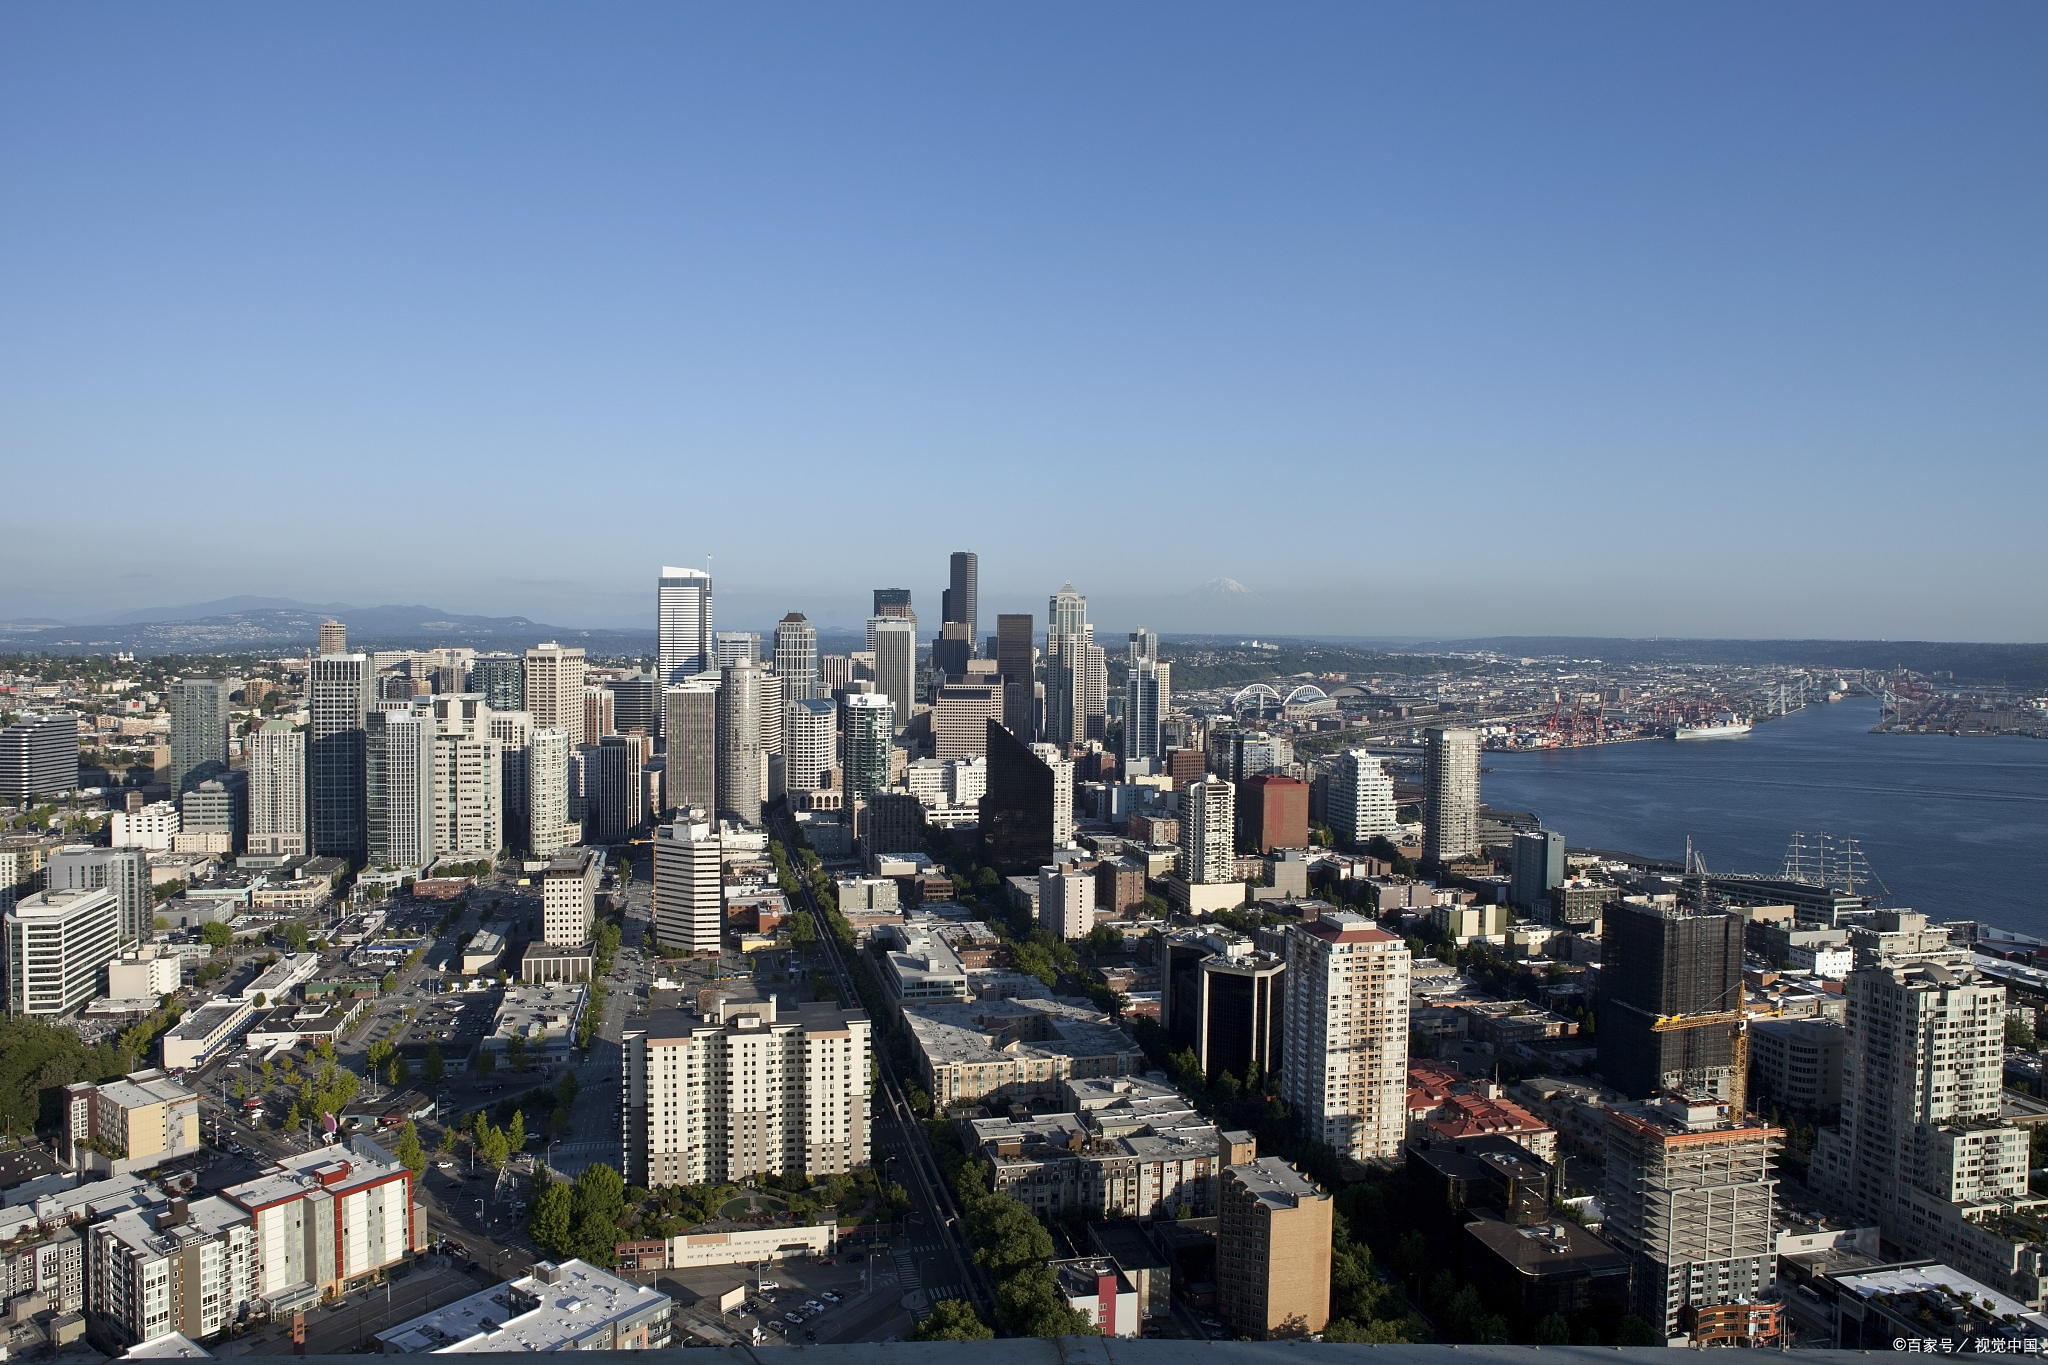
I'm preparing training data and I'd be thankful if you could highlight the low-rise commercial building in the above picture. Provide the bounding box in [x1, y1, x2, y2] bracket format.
[375, 1258, 671, 1353]
[902, 996, 1146, 1109]
[63, 1072, 201, 1171]
[483, 985, 586, 1068]
[1050, 1256, 1140, 1338]
[160, 999, 255, 1071]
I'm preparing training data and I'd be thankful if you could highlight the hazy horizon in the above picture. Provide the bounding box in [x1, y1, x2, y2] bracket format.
[3, 6, 2042, 641]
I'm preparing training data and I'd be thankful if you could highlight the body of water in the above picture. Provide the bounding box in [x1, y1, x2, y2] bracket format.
[1479, 697, 2048, 937]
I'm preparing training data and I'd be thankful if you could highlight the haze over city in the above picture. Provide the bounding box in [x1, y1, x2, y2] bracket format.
[4, 5, 2044, 640]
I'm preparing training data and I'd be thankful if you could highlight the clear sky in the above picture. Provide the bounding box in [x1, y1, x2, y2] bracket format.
[3, 4, 2042, 640]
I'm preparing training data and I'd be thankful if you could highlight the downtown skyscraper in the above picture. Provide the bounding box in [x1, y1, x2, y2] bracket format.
[943, 551, 978, 648]
[1422, 726, 1479, 864]
[167, 678, 227, 794]
[657, 566, 714, 687]
[773, 613, 818, 702]
[308, 649, 373, 860]
[1125, 628, 1168, 765]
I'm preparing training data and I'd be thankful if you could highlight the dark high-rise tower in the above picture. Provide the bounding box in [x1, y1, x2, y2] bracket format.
[873, 588, 913, 618]
[942, 551, 978, 652]
[308, 652, 373, 860]
[1597, 900, 1745, 1098]
[995, 614, 1037, 742]
[980, 720, 1055, 875]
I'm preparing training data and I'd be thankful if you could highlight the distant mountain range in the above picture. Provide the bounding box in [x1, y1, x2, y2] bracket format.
[0, 599, 655, 657]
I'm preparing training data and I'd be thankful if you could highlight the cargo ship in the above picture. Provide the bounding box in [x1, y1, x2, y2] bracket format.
[1675, 713, 1752, 741]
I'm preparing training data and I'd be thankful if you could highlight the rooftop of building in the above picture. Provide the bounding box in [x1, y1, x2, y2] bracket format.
[1463, 1215, 1627, 1277]
[222, 1139, 407, 1211]
[487, 982, 588, 1042]
[1408, 1134, 1552, 1186]
[900, 995, 1142, 1069]
[376, 1258, 667, 1354]
[93, 1070, 198, 1111]
[1062, 1074, 1186, 1112]
[1226, 1156, 1324, 1211]
[1086, 1219, 1169, 1270]
[1049, 1256, 1136, 1299]
[638, 998, 865, 1043]
[165, 1000, 250, 1037]
[1427, 1093, 1551, 1141]
[7, 885, 115, 918]
[0, 1144, 60, 1193]
[1829, 1262, 2048, 1337]
[1298, 910, 1399, 945]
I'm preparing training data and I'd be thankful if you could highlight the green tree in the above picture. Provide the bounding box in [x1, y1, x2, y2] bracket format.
[388, 1054, 409, 1087]
[507, 1110, 527, 1152]
[2008, 1015, 2038, 1049]
[284, 921, 309, 953]
[367, 1039, 394, 1070]
[1533, 1314, 1571, 1345]
[394, 1119, 427, 1176]
[907, 1300, 993, 1341]
[200, 920, 232, 950]
[551, 1105, 571, 1137]
[1615, 1315, 1660, 1346]
[556, 1069, 579, 1107]
[423, 1043, 444, 1082]
[530, 1181, 573, 1254]
[380, 970, 398, 993]
[505, 1034, 528, 1072]
[438, 1125, 459, 1154]
[476, 1047, 496, 1080]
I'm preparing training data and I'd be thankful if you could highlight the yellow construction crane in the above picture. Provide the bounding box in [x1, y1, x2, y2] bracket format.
[1651, 1009, 1751, 1118]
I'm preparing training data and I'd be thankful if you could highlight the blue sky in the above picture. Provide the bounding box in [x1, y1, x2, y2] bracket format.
[3, 4, 2042, 639]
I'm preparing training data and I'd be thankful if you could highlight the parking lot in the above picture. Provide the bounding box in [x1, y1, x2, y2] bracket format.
[629, 1251, 913, 1348]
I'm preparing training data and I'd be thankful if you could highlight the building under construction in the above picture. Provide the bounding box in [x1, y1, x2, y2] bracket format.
[1601, 1094, 1783, 1342]
[1598, 896, 1745, 1100]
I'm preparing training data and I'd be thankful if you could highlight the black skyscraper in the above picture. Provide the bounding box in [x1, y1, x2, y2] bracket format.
[979, 719, 1054, 875]
[308, 654, 373, 860]
[942, 551, 978, 649]
[1596, 900, 1745, 1099]
[995, 613, 1037, 742]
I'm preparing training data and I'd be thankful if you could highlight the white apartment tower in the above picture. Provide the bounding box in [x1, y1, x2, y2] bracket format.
[1324, 749, 1398, 846]
[524, 642, 588, 750]
[653, 817, 722, 953]
[527, 727, 578, 858]
[489, 709, 534, 849]
[1280, 911, 1410, 1161]
[1028, 742, 1076, 849]
[783, 698, 837, 793]
[429, 694, 502, 859]
[1423, 727, 1480, 864]
[247, 720, 306, 857]
[542, 848, 599, 947]
[1181, 777, 1236, 884]
[622, 992, 871, 1188]
[366, 707, 436, 870]
[657, 567, 714, 687]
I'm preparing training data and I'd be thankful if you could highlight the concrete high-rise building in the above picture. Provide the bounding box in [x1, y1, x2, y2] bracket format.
[608, 672, 659, 736]
[319, 620, 347, 655]
[583, 686, 616, 744]
[758, 672, 783, 759]
[46, 845, 150, 949]
[582, 737, 639, 844]
[167, 679, 228, 794]
[1602, 1096, 1779, 1338]
[528, 728, 578, 858]
[622, 992, 871, 1187]
[1511, 829, 1566, 914]
[664, 682, 719, 815]
[468, 653, 525, 713]
[179, 775, 245, 854]
[1029, 742, 1075, 849]
[1422, 727, 1480, 864]
[714, 632, 759, 668]
[943, 551, 978, 648]
[1811, 960, 2022, 1291]
[1598, 901, 1744, 1099]
[842, 694, 894, 798]
[818, 654, 852, 695]
[366, 707, 436, 869]
[0, 715, 80, 802]
[542, 847, 598, 947]
[657, 566, 714, 686]
[981, 720, 1055, 874]
[783, 699, 837, 794]
[488, 710, 533, 850]
[1043, 584, 1103, 746]
[1217, 1158, 1332, 1339]
[868, 619, 917, 735]
[996, 614, 1037, 741]
[932, 621, 974, 680]
[5, 886, 122, 1016]
[308, 654, 373, 860]
[428, 694, 502, 859]
[1038, 864, 1094, 940]
[773, 614, 819, 702]
[1237, 775, 1308, 854]
[523, 642, 588, 750]
[1181, 777, 1236, 884]
[715, 662, 765, 825]
[932, 682, 1003, 761]
[652, 816, 721, 954]
[1321, 749, 1396, 848]
[872, 588, 914, 621]
[1280, 911, 1410, 1161]
[1125, 630, 1169, 765]
[247, 721, 306, 858]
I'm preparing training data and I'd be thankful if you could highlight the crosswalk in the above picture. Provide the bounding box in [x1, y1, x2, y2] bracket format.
[892, 1250, 968, 1319]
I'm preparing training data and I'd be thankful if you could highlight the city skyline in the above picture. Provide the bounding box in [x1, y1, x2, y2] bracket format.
[2, 7, 2043, 641]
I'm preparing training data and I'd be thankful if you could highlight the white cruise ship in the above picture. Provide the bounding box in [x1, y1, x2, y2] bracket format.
[1675, 712, 1752, 741]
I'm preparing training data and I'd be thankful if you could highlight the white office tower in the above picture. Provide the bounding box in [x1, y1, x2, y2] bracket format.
[1422, 727, 1480, 864]
[716, 662, 765, 825]
[664, 682, 720, 816]
[525, 642, 589, 749]
[1325, 749, 1398, 845]
[773, 613, 818, 701]
[5, 886, 122, 1015]
[1811, 960, 2030, 1298]
[1280, 911, 1410, 1161]
[1028, 743, 1076, 848]
[784, 698, 837, 794]
[1043, 583, 1100, 745]
[653, 817, 721, 953]
[868, 619, 917, 735]
[528, 727, 578, 858]
[247, 720, 306, 857]
[622, 990, 871, 1187]
[366, 707, 436, 869]
[542, 847, 599, 947]
[758, 671, 784, 759]
[1125, 629, 1168, 764]
[1181, 777, 1236, 884]
[47, 845, 150, 948]
[657, 566, 714, 686]
[489, 710, 534, 849]
[429, 694, 502, 858]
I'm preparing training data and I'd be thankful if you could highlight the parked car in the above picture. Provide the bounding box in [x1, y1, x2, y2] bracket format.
[821, 1292, 841, 1304]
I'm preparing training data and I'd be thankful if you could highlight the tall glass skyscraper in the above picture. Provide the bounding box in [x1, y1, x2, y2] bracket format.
[773, 613, 818, 702]
[657, 566, 714, 686]
[309, 653, 373, 859]
[468, 653, 525, 713]
[943, 551, 978, 650]
[167, 678, 227, 794]
[843, 694, 894, 797]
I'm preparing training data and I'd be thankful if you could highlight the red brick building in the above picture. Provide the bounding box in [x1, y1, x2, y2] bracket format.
[1238, 774, 1309, 853]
